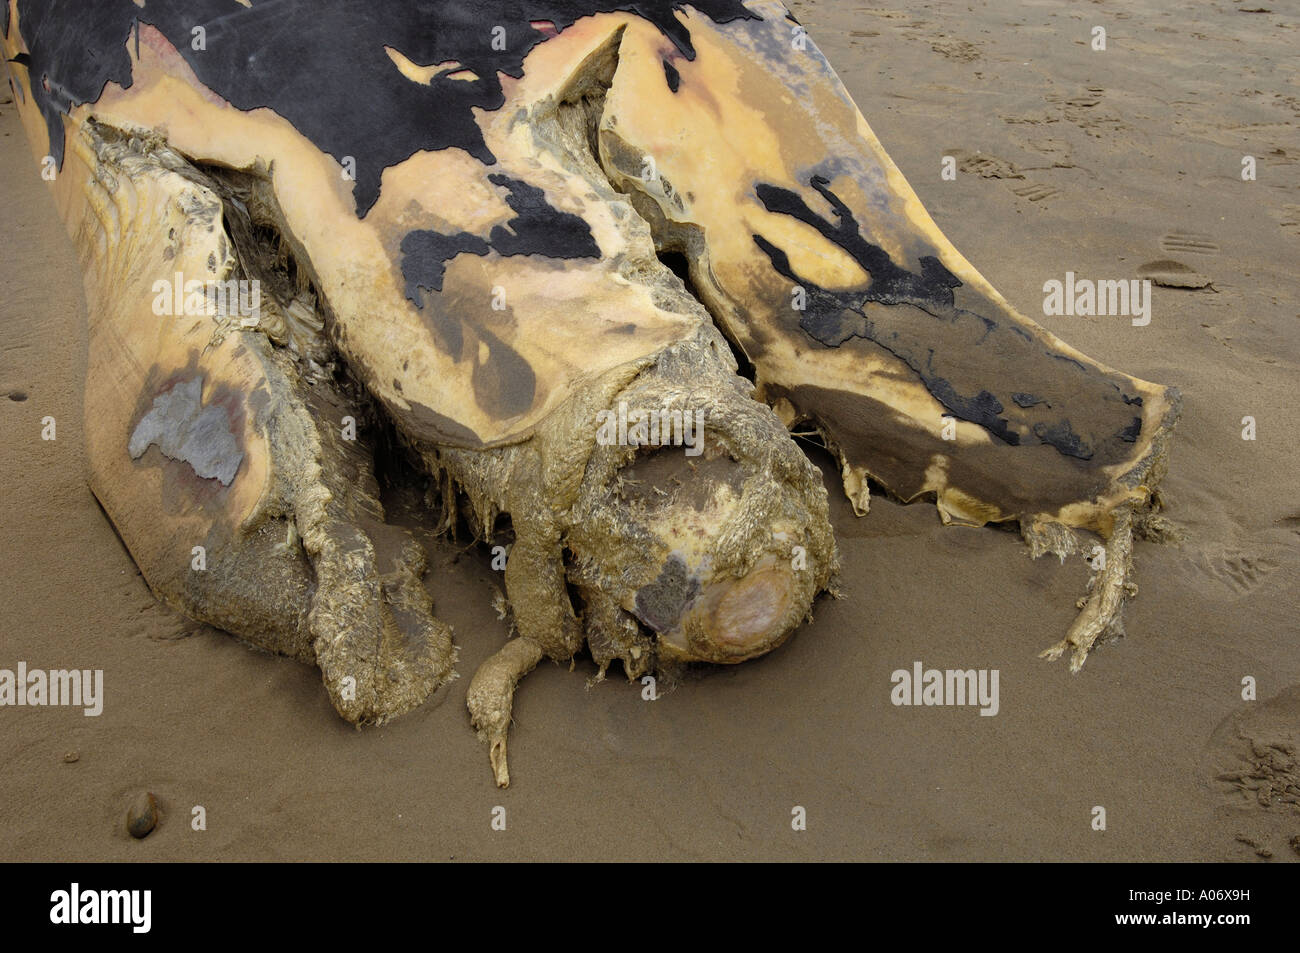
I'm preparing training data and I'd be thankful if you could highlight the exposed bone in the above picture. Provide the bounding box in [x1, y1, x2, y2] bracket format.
[1039, 507, 1137, 672]
[467, 637, 545, 788]
[427, 322, 834, 781]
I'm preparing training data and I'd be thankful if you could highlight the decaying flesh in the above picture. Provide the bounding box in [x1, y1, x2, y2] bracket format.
[3, 0, 1177, 785]
[583, 2, 1179, 668]
[4, 1, 837, 786]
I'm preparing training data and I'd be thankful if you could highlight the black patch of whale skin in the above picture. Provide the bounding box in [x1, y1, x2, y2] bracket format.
[401, 229, 490, 300]
[754, 228, 1019, 446]
[930, 381, 1019, 447]
[401, 174, 600, 306]
[750, 174, 1156, 462]
[1030, 420, 1091, 460]
[757, 177, 964, 308]
[14, 0, 758, 216]
[11, 2, 134, 176]
[633, 554, 699, 633]
[484, 174, 601, 260]
[662, 58, 681, 92]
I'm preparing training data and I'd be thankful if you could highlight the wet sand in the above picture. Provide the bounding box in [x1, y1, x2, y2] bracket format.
[1, 0, 1297, 861]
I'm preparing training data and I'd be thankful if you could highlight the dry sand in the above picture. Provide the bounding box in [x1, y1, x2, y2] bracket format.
[1, 0, 1296, 861]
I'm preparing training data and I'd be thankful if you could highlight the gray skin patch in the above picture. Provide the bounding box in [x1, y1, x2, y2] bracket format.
[128, 376, 243, 485]
[633, 553, 700, 633]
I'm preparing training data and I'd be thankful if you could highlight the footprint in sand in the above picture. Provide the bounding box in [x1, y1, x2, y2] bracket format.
[1271, 513, 1300, 539]
[943, 149, 1063, 205]
[930, 38, 980, 62]
[1202, 686, 1300, 859]
[1159, 231, 1220, 256]
[1010, 182, 1060, 203]
[1183, 544, 1281, 598]
[1045, 90, 1103, 109]
[1043, 87, 1128, 137]
[945, 148, 1023, 180]
[1021, 136, 1076, 168]
[1137, 259, 1213, 289]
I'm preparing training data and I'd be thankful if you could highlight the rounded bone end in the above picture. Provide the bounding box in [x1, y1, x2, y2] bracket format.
[710, 565, 795, 654]
[568, 344, 837, 671]
[644, 556, 808, 666]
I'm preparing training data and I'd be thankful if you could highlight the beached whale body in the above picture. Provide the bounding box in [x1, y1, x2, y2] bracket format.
[3, 0, 1177, 785]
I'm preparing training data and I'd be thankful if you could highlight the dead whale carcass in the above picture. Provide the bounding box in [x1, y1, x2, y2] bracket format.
[2, 0, 1176, 785]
